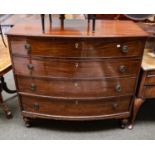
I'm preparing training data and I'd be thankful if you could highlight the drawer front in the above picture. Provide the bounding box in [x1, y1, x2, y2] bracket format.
[145, 70, 155, 85]
[13, 56, 141, 78]
[145, 76, 155, 85]
[17, 76, 136, 98]
[10, 37, 145, 58]
[144, 86, 155, 98]
[147, 70, 155, 76]
[20, 95, 131, 117]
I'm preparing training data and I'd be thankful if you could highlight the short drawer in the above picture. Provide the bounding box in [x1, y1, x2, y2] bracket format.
[13, 56, 141, 78]
[145, 70, 155, 85]
[17, 76, 136, 98]
[144, 86, 155, 98]
[145, 76, 155, 85]
[10, 37, 145, 58]
[147, 70, 155, 76]
[20, 95, 131, 117]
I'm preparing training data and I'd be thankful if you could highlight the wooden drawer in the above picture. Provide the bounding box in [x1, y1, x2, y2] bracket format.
[144, 86, 155, 98]
[144, 70, 155, 85]
[17, 76, 136, 98]
[13, 56, 141, 78]
[20, 95, 131, 118]
[143, 71, 155, 97]
[10, 37, 145, 58]
[147, 70, 155, 76]
[145, 76, 155, 85]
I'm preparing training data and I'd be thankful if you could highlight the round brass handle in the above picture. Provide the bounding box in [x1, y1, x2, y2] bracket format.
[112, 103, 118, 110]
[115, 84, 121, 92]
[27, 64, 34, 70]
[119, 65, 127, 73]
[30, 83, 37, 91]
[33, 102, 39, 110]
[121, 45, 128, 53]
[75, 42, 79, 49]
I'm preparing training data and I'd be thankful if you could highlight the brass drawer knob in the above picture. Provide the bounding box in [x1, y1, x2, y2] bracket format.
[30, 83, 37, 91]
[112, 103, 118, 110]
[75, 63, 79, 68]
[115, 84, 121, 92]
[119, 65, 127, 73]
[24, 44, 31, 52]
[121, 45, 128, 53]
[33, 102, 40, 110]
[27, 64, 34, 70]
[75, 42, 79, 49]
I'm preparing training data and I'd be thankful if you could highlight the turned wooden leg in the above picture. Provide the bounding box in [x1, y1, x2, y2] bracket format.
[128, 98, 144, 130]
[49, 14, 52, 27]
[0, 76, 16, 94]
[0, 94, 12, 119]
[41, 14, 45, 33]
[92, 14, 96, 33]
[60, 14, 65, 29]
[23, 117, 31, 127]
[88, 14, 91, 24]
[120, 118, 129, 129]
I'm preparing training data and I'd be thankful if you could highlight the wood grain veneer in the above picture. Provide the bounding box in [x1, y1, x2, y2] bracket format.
[7, 19, 147, 128]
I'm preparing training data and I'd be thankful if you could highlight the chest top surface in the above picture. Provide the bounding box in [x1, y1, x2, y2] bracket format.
[6, 19, 148, 38]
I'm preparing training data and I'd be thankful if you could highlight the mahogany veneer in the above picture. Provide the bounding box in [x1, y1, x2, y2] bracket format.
[7, 19, 147, 128]
[12, 57, 141, 78]
[128, 50, 155, 129]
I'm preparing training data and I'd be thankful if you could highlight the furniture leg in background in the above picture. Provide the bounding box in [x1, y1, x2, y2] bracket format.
[41, 14, 45, 33]
[40, 14, 96, 33]
[128, 98, 145, 129]
[0, 76, 16, 118]
[128, 49, 155, 129]
[0, 25, 16, 118]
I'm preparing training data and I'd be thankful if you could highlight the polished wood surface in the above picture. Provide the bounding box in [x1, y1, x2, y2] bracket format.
[20, 95, 130, 120]
[7, 20, 147, 37]
[0, 39, 11, 76]
[129, 49, 155, 129]
[144, 74, 155, 85]
[13, 57, 141, 78]
[16, 76, 136, 98]
[10, 37, 146, 58]
[7, 20, 147, 128]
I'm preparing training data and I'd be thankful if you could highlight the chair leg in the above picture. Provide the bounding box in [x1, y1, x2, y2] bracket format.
[92, 14, 96, 33]
[0, 91, 12, 119]
[49, 14, 52, 27]
[41, 14, 45, 33]
[88, 14, 91, 24]
[0, 76, 16, 94]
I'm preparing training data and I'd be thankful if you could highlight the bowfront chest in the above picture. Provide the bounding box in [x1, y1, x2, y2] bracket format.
[7, 20, 147, 128]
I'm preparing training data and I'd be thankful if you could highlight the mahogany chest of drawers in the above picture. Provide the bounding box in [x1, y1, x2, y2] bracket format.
[7, 20, 147, 128]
